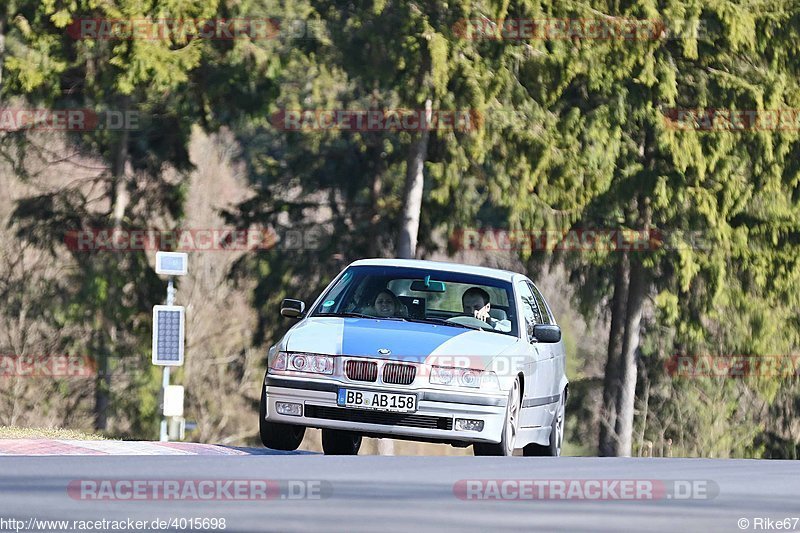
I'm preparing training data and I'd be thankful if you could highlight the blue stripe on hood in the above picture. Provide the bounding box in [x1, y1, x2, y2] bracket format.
[341, 318, 467, 361]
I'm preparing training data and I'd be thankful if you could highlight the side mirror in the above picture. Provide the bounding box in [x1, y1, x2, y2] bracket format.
[280, 299, 306, 319]
[533, 324, 561, 343]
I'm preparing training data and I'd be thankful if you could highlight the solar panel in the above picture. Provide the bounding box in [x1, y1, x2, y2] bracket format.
[152, 305, 185, 366]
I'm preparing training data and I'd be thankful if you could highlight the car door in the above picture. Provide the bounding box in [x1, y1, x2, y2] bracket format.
[528, 280, 564, 400]
[515, 280, 555, 428]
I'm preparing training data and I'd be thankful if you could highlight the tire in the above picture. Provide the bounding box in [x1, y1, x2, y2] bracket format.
[523, 389, 564, 457]
[321, 429, 362, 455]
[259, 383, 305, 451]
[474, 377, 520, 456]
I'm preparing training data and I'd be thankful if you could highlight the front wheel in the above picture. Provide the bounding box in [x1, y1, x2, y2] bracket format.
[523, 390, 564, 457]
[474, 377, 520, 456]
[321, 429, 362, 455]
[259, 384, 305, 451]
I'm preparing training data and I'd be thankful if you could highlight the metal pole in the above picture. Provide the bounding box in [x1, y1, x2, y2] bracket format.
[159, 366, 170, 442]
[167, 277, 175, 306]
[159, 277, 176, 442]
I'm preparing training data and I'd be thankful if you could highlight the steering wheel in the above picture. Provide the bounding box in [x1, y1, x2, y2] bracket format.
[445, 315, 494, 331]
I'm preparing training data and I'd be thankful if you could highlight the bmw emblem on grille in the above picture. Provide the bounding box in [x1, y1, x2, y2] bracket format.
[378, 348, 391, 355]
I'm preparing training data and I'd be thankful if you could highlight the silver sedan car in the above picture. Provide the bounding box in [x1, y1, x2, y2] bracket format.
[259, 259, 568, 456]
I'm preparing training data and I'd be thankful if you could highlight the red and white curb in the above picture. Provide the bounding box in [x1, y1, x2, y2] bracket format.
[0, 440, 261, 456]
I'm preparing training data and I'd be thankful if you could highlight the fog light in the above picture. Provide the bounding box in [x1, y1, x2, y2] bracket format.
[455, 418, 484, 432]
[276, 402, 303, 417]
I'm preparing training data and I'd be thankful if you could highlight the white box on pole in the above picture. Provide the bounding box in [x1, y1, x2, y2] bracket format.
[155, 251, 188, 276]
[163, 385, 185, 417]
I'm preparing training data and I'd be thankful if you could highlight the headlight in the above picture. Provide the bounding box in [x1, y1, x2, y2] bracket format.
[430, 366, 455, 385]
[269, 352, 333, 375]
[430, 366, 499, 389]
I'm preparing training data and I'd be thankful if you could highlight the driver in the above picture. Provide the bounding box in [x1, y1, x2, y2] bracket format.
[461, 287, 511, 332]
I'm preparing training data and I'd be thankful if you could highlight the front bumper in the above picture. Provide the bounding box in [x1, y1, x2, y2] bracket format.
[263, 375, 508, 444]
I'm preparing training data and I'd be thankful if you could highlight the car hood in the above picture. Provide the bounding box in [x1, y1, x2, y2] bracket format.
[284, 316, 519, 364]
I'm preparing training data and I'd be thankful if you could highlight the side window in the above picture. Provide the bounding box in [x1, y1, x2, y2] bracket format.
[516, 281, 538, 343]
[528, 281, 552, 325]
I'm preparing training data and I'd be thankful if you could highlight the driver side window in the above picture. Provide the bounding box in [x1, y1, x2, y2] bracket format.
[516, 281, 538, 343]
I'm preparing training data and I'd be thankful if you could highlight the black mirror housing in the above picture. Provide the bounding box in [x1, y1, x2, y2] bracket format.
[533, 324, 561, 343]
[280, 299, 306, 319]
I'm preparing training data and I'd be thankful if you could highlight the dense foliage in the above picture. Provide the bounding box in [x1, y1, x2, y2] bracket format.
[1, 0, 798, 456]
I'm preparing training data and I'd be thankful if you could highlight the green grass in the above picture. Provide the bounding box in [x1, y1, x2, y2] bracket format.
[0, 426, 107, 440]
[562, 439, 596, 457]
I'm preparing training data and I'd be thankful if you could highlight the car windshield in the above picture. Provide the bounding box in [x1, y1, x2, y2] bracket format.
[312, 265, 518, 337]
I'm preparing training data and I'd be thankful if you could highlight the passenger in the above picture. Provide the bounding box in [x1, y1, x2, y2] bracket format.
[370, 289, 404, 318]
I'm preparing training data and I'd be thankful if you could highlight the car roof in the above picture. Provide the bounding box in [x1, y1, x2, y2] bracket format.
[347, 258, 522, 283]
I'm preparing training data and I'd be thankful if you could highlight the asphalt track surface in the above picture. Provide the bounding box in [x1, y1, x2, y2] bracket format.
[0, 450, 798, 532]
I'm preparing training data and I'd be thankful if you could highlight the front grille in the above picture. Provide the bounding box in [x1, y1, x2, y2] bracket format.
[304, 404, 453, 430]
[345, 360, 378, 382]
[383, 363, 416, 385]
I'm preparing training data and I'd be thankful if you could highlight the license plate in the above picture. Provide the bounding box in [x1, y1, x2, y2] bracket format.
[337, 389, 417, 413]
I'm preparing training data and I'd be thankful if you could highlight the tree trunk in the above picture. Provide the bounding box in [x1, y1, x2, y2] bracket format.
[598, 254, 629, 456]
[365, 171, 384, 257]
[396, 99, 431, 259]
[611, 133, 656, 456]
[597, 252, 648, 457]
[0, 18, 5, 94]
[94, 329, 110, 430]
[598, 122, 655, 456]
[95, 116, 130, 431]
[614, 257, 646, 456]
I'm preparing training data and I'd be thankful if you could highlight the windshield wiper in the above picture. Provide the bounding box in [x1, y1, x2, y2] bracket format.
[322, 311, 376, 318]
[321, 312, 477, 329]
[403, 317, 482, 331]
[322, 312, 407, 321]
